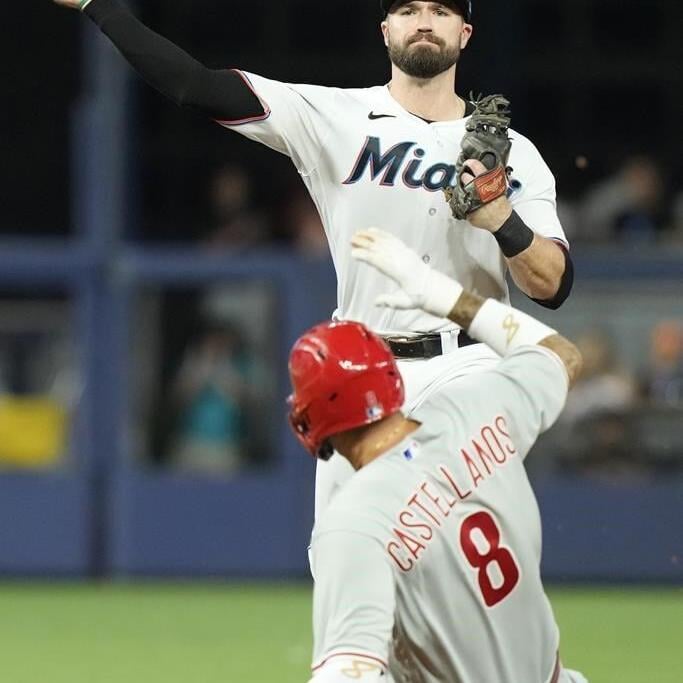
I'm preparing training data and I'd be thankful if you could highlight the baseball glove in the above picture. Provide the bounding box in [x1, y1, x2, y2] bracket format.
[444, 93, 513, 220]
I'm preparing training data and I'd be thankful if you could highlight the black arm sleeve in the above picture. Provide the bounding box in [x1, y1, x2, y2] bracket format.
[529, 246, 574, 310]
[84, 0, 265, 121]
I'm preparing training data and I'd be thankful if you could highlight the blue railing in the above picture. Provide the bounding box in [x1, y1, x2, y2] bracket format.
[0, 246, 681, 580]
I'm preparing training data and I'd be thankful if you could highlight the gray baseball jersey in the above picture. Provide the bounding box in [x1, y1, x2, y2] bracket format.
[220, 73, 567, 335]
[309, 346, 569, 683]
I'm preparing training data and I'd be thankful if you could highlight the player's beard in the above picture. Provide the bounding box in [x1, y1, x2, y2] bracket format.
[388, 35, 460, 79]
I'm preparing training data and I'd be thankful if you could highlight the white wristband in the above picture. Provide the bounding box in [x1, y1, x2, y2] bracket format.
[79, 0, 95, 10]
[309, 654, 386, 682]
[423, 269, 464, 319]
[468, 299, 557, 356]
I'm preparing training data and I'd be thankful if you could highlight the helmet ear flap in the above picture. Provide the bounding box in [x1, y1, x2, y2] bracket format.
[288, 321, 405, 459]
[289, 407, 309, 438]
[288, 396, 333, 460]
[288, 398, 317, 457]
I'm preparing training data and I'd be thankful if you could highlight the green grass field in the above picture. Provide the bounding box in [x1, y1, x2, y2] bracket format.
[0, 583, 679, 682]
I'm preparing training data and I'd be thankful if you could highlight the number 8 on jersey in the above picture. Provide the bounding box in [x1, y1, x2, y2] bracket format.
[460, 511, 520, 608]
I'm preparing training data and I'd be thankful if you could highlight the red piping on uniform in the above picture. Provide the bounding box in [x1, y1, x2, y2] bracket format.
[312, 651, 388, 673]
[549, 652, 562, 683]
[214, 70, 271, 126]
[549, 236, 570, 252]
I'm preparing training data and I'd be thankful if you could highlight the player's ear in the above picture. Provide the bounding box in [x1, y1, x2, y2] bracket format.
[460, 24, 473, 49]
[381, 21, 390, 47]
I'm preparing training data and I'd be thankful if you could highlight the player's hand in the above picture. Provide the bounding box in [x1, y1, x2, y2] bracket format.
[351, 228, 463, 318]
[52, 0, 89, 10]
[460, 159, 513, 232]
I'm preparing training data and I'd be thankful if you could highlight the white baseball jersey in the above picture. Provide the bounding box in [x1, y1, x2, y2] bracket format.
[220, 72, 567, 335]
[313, 342, 502, 520]
[308, 346, 580, 683]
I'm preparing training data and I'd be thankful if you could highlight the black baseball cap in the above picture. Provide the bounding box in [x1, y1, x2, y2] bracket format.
[381, 1, 472, 22]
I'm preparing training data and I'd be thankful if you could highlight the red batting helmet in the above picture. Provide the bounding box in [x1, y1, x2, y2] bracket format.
[288, 321, 405, 460]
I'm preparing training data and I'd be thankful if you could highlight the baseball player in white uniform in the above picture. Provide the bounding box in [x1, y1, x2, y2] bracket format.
[55, 0, 574, 520]
[288, 229, 587, 683]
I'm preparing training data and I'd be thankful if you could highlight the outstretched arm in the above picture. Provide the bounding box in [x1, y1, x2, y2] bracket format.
[351, 228, 582, 387]
[53, 0, 264, 121]
[444, 290, 582, 385]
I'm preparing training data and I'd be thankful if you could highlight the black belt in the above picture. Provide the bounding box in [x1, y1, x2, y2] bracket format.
[384, 331, 480, 359]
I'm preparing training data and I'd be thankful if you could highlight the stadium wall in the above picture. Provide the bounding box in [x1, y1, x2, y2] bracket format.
[0, 251, 681, 581]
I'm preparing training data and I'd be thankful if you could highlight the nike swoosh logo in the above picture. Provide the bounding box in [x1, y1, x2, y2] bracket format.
[368, 112, 397, 120]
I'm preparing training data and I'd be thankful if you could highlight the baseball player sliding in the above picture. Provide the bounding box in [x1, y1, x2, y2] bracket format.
[53, 0, 574, 520]
[289, 228, 587, 683]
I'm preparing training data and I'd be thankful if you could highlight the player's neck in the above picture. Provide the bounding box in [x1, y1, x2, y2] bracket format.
[388, 66, 464, 122]
[333, 413, 420, 470]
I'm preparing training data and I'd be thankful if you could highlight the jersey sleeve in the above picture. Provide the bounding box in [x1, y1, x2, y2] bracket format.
[487, 346, 570, 459]
[416, 345, 569, 462]
[215, 71, 334, 175]
[509, 133, 568, 248]
[309, 528, 395, 676]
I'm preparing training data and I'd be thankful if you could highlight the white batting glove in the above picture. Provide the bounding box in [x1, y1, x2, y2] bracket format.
[351, 228, 463, 318]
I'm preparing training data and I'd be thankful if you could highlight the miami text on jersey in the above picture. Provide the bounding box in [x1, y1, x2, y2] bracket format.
[386, 416, 517, 572]
[343, 136, 456, 192]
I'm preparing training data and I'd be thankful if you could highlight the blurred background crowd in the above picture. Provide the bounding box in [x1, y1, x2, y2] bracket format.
[0, 0, 681, 581]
